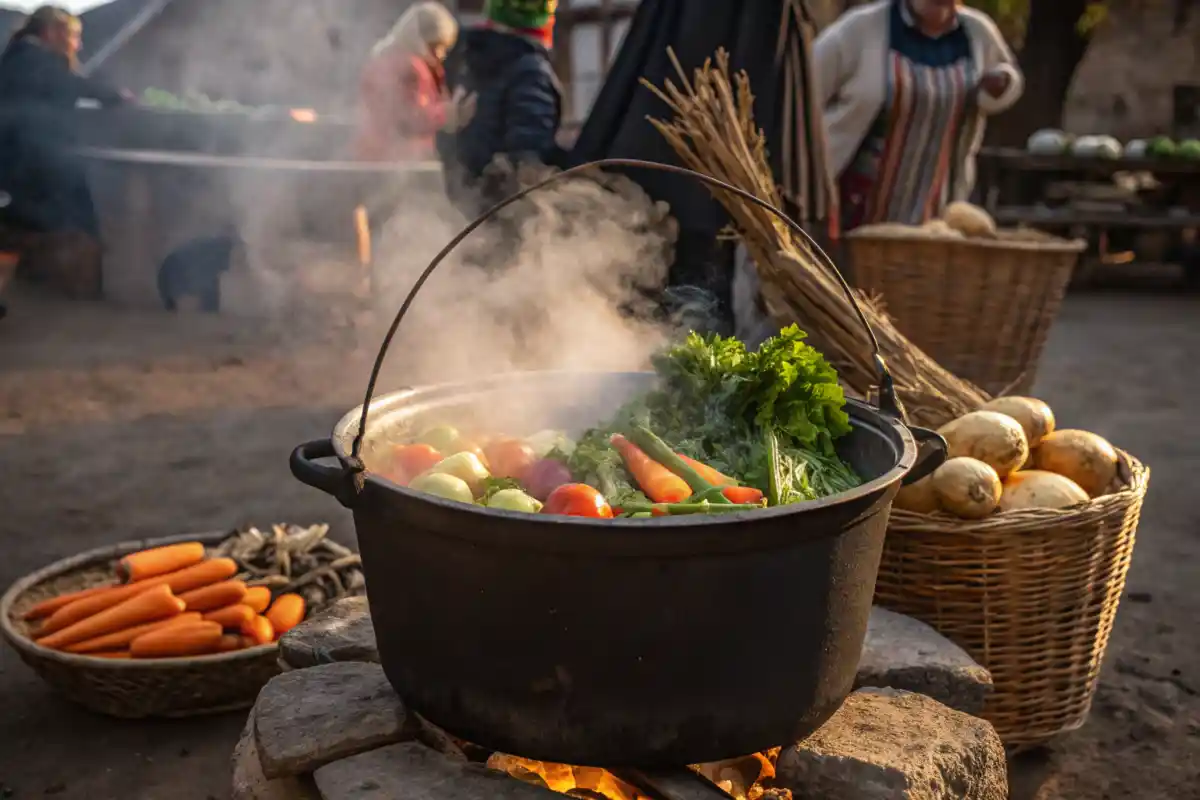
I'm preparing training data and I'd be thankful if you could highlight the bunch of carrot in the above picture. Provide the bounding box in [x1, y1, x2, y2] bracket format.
[609, 428, 766, 513]
[23, 542, 307, 660]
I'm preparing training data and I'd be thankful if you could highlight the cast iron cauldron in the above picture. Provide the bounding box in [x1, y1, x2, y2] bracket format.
[289, 160, 947, 766]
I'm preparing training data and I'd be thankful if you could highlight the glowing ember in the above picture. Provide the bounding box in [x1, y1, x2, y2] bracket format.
[289, 108, 318, 123]
[487, 748, 784, 800]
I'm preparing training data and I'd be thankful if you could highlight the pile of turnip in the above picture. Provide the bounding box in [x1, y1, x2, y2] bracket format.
[895, 397, 1121, 519]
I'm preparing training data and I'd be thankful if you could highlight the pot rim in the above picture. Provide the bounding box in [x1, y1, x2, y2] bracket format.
[329, 370, 919, 530]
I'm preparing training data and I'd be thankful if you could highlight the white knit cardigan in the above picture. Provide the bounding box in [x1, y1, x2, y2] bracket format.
[813, 0, 1024, 202]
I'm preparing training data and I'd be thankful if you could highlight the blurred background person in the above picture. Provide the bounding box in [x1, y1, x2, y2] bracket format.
[815, 0, 1023, 231]
[438, 0, 562, 215]
[353, 1, 461, 162]
[0, 5, 131, 308]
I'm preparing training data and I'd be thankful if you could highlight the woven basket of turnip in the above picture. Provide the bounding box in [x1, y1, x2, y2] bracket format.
[1, 526, 363, 718]
[845, 208, 1085, 396]
[648, 52, 1149, 749]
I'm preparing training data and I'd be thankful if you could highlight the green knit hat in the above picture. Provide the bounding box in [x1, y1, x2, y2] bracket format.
[483, 0, 556, 32]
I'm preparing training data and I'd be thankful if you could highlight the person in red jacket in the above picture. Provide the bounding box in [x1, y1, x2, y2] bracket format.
[353, 1, 462, 162]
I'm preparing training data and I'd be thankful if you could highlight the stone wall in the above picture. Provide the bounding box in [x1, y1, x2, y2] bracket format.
[1065, 2, 1200, 138]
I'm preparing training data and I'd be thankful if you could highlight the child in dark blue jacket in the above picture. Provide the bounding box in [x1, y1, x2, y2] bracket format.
[437, 0, 563, 212]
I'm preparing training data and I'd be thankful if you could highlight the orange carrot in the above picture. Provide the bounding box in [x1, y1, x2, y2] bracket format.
[265, 594, 306, 638]
[23, 583, 118, 621]
[91, 650, 131, 659]
[243, 586, 272, 613]
[116, 542, 206, 583]
[203, 603, 255, 629]
[721, 485, 765, 504]
[130, 621, 223, 658]
[36, 558, 237, 635]
[610, 435, 691, 503]
[179, 580, 247, 612]
[218, 633, 245, 652]
[36, 584, 186, 650]
[677, 454, 737, 486]
[66, 612, 201, 654]
[240, 615, 275, 646]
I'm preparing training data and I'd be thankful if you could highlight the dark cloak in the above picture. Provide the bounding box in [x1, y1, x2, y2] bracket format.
[568, 0, 833, 301]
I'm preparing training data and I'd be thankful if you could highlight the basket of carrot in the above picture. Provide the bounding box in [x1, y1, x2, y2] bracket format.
[0, 527, 356, 718]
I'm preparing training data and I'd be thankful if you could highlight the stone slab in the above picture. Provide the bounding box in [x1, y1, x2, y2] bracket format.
[858, 607, 993, 715]
[254, 662, 410, 780]
[313, 741, 563, 800]
[279, 596, 378, 670]
[775, 688, 1007, 800]
[232, 707, 322, 800]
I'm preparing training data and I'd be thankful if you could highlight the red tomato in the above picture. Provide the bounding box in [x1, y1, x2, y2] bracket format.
[484, 438, 537, 481]
[392, 444, 443, 481]
[542, 484, 614, 518]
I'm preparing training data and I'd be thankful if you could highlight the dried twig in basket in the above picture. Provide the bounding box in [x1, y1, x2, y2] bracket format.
[642, 50, 989, 428]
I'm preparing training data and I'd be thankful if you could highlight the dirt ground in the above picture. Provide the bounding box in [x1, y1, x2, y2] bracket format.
[0, 281, 1196, 799]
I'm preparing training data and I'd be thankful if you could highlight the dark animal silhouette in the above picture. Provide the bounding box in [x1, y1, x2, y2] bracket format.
[157, 234, 237, 312]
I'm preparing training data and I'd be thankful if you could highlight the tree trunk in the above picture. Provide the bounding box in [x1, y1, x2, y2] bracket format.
[985, 0, 1093, 146]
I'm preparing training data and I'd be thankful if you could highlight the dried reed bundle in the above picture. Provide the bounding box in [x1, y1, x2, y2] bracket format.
[643, 50, 988, 428]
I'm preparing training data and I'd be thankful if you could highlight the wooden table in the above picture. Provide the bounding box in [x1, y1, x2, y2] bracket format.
[975, 147, 1200, 282]
[78, 147, 442, 311]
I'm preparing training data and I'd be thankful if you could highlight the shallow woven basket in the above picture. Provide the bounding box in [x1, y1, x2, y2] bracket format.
[846, 228, 1086, 396]
[875, 451, 1149, 749]
[1, 531, 281, 719]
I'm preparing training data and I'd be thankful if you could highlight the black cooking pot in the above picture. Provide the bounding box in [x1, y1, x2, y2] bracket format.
[289, 160, 946, 766]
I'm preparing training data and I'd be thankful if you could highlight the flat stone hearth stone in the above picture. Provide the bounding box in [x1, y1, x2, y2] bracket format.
[279, 597, 378, 670]
[857, 607, 993, 715]
[313, 741, 563, 800]
[278, 600, 992, 716]
[233, 708, 322, 800]
[775, 688, 1007, 800]
[255, 662, 410, 779]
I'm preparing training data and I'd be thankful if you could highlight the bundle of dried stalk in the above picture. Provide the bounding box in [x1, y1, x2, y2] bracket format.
[643, 50, 988, 428]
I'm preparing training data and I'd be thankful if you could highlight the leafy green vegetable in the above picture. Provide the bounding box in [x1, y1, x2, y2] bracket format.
[566, 430, 650, 509]
[569, 325, 862, 506]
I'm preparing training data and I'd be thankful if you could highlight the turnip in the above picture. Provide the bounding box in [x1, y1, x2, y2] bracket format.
[487, 489, 544, 514]
[938, 410, 1029, 478]
[409, 472, 475, 504]
[930, 457, 1002, 519]
[893, 473, 940, 514]
[1032, 429, 1118, 498]
[998, 470, 1089, 511]
[524, 458, 574, 501]
[981, 396, 1056, 449]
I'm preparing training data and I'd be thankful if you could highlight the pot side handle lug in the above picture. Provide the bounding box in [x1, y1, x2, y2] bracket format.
[901, 426, 947, 486]
[290, 439, 360, 508]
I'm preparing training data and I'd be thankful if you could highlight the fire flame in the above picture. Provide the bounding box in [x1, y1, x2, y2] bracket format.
[289, 108, 318, 123]
[488, 749, 782, 800]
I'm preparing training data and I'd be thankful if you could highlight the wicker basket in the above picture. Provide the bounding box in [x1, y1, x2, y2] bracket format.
[846, 228, 1086, 395]
[1, 531, 281, 719]
[875, 451, 1149, 749]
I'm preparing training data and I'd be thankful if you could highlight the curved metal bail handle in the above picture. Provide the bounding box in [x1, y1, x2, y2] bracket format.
[348, 158, 894, 466]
